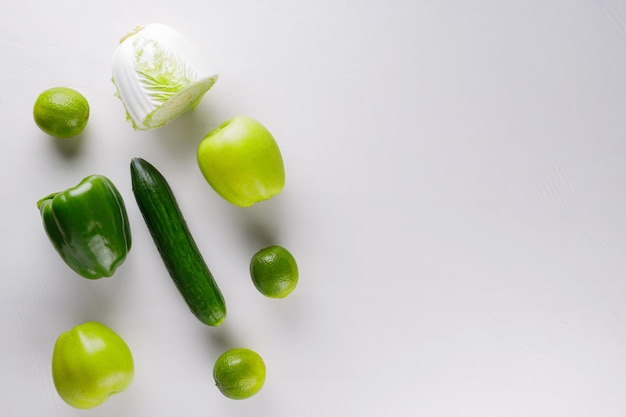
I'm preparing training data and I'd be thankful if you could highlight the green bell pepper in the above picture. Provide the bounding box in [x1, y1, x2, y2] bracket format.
[37, 175, 132, 279]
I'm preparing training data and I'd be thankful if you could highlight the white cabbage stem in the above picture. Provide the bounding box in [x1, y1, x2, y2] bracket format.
[112, 23, 218, 130]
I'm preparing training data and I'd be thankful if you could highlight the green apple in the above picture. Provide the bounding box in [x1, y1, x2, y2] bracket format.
[197, 116, 285, 207]
[52, 321, 134, 409]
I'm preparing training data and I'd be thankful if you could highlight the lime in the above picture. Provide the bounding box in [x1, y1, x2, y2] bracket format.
[213, 348, 266, 400]
[33, 87, 90, 138]
[250, 245, 298, 298]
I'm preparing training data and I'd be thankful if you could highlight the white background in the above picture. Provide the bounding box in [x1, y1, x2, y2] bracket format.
[2, 0, 626, 415]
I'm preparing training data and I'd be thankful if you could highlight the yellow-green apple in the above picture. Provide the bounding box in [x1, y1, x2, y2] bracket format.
[51, 321, 134, 409]
[197, 116, 285, 207]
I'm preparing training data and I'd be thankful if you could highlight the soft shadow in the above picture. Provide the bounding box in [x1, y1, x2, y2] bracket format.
[46, 271, 120, 325]
[201, 322, 245, 353]
[230, 196, 286, 253]
[149, 103, 224, 164]
[48, 132, 87, 158]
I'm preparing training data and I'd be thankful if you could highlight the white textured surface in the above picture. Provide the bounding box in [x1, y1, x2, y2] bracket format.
[3, 1, 626, 415]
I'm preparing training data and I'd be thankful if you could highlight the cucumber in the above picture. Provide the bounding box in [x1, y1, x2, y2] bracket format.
[130, 157, 226, 326]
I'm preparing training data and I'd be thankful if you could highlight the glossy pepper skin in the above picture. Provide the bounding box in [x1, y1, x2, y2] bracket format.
[37, 175, 132, 279]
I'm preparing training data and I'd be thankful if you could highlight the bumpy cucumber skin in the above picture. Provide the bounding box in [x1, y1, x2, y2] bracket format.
[130, 157, 226, 326]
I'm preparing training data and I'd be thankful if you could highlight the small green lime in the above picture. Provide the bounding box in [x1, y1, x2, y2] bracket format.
[213, 348, 266, 400]
[250, 245, 298, 298]
[33, 87, 90, 138]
